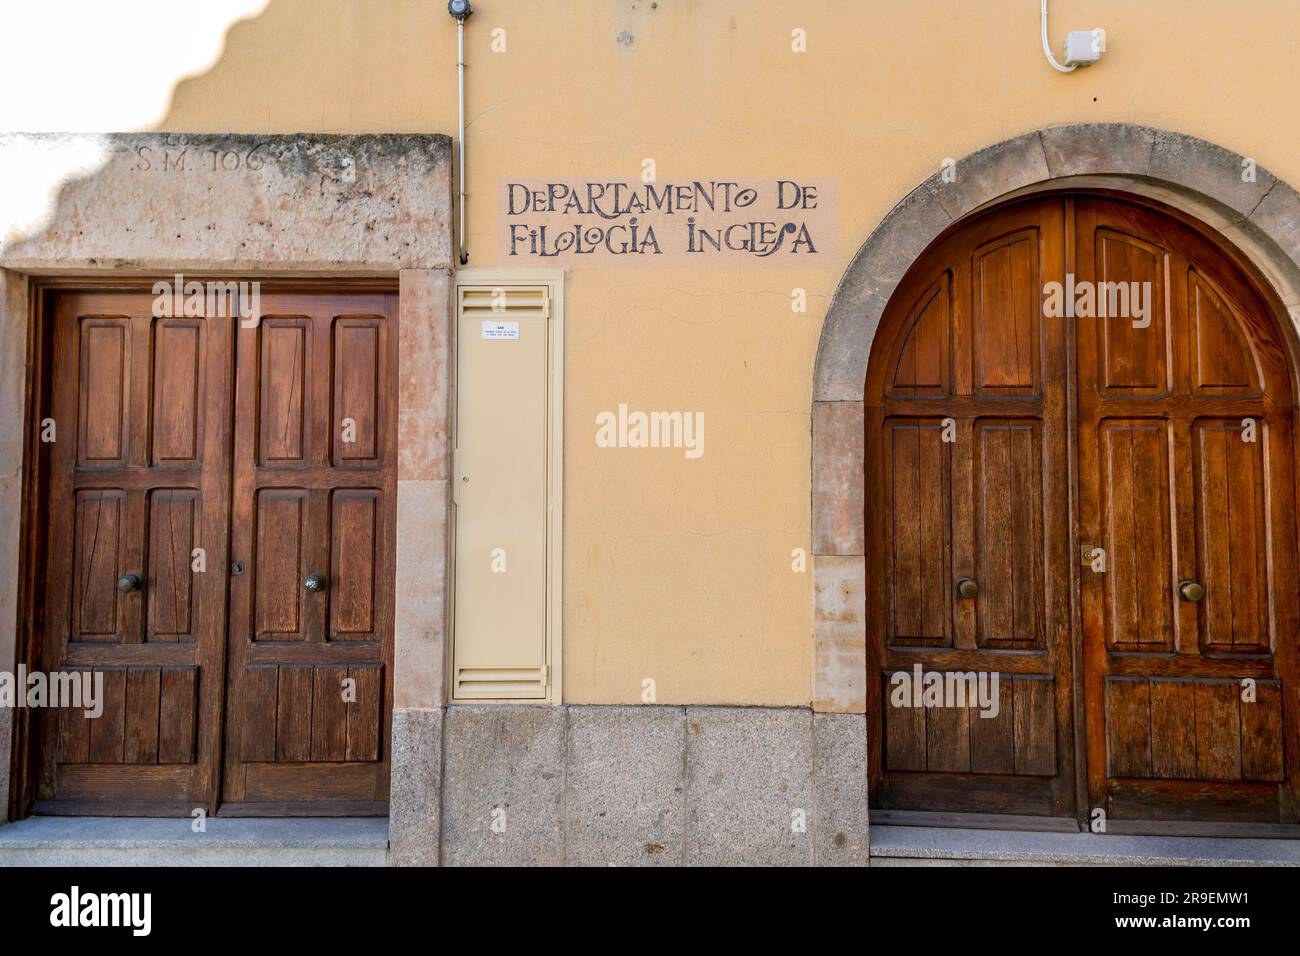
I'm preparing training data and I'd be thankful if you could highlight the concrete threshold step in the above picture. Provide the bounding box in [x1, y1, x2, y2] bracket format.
[870, 825, 1300, 866]
[0, 816, 389, 867]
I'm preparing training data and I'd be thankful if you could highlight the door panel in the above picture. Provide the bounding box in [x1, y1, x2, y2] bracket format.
[866, 197, 1077, 819]
[253, 488, 312, 641]
[330, 489, 382, 639]
[70, 489, 127, 640]
[883, 418, 952, 647]
[76, 319, 130, 466]
[973, 419, 1045, 648]
[972, 231, 1040, 395]
[1076, 197, 1300, 825]
[221, 293, 397, 813]
[1193, 418, 1269, 652]
[1098, 419, 1174, 652]
[1189, 271, 1262, 395]
[883, 672, 1058, 776]
[1094, 230, 1171, 395]
[1103, 677, 1284, 782]
[889, 276, 950, 396]
[146, 490, 200, 642]
[36, 293, 232, 812]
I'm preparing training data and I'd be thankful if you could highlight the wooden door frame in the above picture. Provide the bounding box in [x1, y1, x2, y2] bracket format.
[856, 190, 1300, 836]
[9, 275, 403, 820]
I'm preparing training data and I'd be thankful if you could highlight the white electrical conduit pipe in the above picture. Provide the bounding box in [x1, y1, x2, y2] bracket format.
[1041, 0, 1078, 73]
[457, 15, 469, 264]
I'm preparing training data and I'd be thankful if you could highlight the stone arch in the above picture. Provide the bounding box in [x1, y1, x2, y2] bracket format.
[810, 123, 1300, 714]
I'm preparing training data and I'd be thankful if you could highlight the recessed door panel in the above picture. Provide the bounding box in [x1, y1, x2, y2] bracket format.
[330, 489, 382, 640]
[973, 230, 1040, 395]
[973, 419, 1045, 649]
[333, 318, 383, 466]
[882, 418, 952, 648]
[150, 319, 205, 466]
[1095, 229, 1171, 395]
[76, 319, 131, 467]
[1193, 419, 1270, 653]
[1103, 677, 1283, 783]
[253, 488, 309, 641]
[1189, 271, 1261, 395]
[71, 490, 126, 641]
[258, 319, 310, 466]
[889, 274, 951, 397]
[145, 489, 199, 642]
[1099, 419, 1174, 652]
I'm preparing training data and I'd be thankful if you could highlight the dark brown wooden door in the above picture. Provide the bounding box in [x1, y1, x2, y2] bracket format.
[220, 293, 397, 814]
[867, 193, 1300, 831]
[33, 288, 397, 816]
[866, 197, 1079, 821]
[1075, 198, 1300, 827]
[36, 292, 232, 813]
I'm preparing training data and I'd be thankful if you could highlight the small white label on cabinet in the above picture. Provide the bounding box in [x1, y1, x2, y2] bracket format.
[481, 321, 520, 340]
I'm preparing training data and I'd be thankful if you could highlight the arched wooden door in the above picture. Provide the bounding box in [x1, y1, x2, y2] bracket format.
[865, 193, 1300, 831]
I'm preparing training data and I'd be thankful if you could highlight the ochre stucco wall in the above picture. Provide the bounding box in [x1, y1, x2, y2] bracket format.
[141, 0, 1300, 704]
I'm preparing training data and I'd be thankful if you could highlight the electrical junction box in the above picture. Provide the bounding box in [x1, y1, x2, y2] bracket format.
[1065, 29, 1106, 67]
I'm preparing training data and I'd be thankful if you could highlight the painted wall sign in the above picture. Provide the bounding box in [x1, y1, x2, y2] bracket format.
[499, 177, 837, 264]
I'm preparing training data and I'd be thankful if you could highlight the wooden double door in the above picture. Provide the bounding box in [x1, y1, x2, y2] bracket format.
[31, 288, 397, 815]
[866, 194, 1300, 831]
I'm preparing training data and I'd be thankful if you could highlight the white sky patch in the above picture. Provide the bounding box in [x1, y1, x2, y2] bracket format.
[0, 1, 268, 249]
[0, 134, 110, 244]
[0, 0, 269, 133]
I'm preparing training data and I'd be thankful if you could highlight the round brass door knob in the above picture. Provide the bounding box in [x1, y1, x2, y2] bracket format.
[1178, 580, 1205, 602]
[303, 572, 328, 593]
[116, 572, 142, 593]
[956, 577, 978, 599]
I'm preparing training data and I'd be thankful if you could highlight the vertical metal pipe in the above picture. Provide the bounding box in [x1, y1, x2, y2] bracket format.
[457, 19, 468, 265]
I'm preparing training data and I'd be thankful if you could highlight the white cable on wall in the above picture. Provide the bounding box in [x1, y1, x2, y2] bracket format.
[1041, 0, 1078, 73]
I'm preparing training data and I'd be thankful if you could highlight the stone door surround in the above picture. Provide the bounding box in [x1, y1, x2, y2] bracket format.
[0, 134, 454, 864]
[812, 123, 1300, 716]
